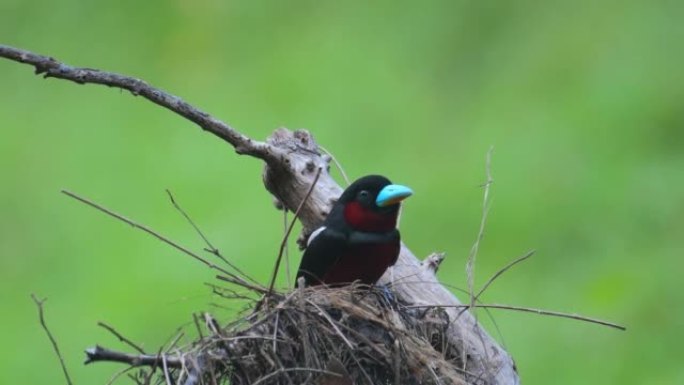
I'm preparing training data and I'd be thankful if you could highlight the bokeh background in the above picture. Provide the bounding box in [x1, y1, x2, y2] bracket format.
[1, 1, 682, 384]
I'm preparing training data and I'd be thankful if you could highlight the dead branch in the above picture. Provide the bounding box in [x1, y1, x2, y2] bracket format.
[85, 345, 183, 368]
[267, 167, 322, 295]
[97, 321, 146, 354]
[474, 250, 535, 301]
[166, 189, 259, 285]
[31, 294, 74, 385]
[467, 146, 494, 309]
[61, 189, 267, 294]
[406, 303, 626, 331]
[0, 44, 278, 161]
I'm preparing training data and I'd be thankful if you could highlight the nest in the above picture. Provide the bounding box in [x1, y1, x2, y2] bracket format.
[117, 283, 472, 385]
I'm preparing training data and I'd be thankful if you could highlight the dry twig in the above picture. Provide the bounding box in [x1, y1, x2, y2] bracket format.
[61, 189, 266, 294]
[31, 294, 74, 385]
[85, 345, 182, 367]
[166, 189, 259, 285]
[98, 322, 146, 354]
[466, 146, 494, 309]
[407, 303, 626, 331]
[266, 167, 322, 295]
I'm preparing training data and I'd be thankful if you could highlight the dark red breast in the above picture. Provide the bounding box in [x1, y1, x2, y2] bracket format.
[321, 241, 400, 285]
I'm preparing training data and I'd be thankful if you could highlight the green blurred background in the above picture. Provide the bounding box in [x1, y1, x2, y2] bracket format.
[1, 1, 682, 384]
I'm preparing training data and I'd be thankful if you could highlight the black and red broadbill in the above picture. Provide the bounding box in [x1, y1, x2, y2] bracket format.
[296, 175, 413, 286]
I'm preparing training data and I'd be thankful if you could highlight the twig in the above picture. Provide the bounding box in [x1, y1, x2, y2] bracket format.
[61, 189, 266, 294]
[142, 348, 163, 385]
[206, 283, 257, 301]
[467, 146, 494, 309]
[427, 365, 444, 385]
[31, 294, 74, 385]
[455, 250, 536, 320]
[405, 303, 626, 331]
[98, 321, 146, 354]
[164, 330, 185, 352]
[161, 355, 173, 385]
[204, 312, 222, 336]
[166, 189, 259, 285]
[85, 345, 184, 367]
[105, 366, 136, 385]
[192, 313, 204, 340]
[251, 368, 340, 385]
[272, 310, 280, 353]
[215, 274, 268, 295]
[266, 167, 322, 295]
[462, 147, 494, 375]
[166, 189, 217, 251]
[0, 44, 279, 161]
[283, 209, 292, 288]
[182, 355, 205, 385]
[475, 250, 535, 301]
[319, 145, 350, 186]
[306, 300, 354, 349]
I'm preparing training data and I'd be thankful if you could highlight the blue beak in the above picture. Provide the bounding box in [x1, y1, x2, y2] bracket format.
[376, 184, 413, 207]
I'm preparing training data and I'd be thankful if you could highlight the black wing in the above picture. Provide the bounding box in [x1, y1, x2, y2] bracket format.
[296, 227, 347, 286]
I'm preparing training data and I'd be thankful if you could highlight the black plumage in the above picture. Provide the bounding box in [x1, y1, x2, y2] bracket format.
[296, 175, 411, 286]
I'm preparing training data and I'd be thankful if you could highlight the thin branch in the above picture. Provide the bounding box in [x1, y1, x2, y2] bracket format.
[266, 167, 322, 295]
[166, 189, 259, 285]
[306, 300, 354, 349]
[98, 321, 146, 354]
[251, 368, 341, 385]
[319, 145, 351, 186]
[405, 303, 626, 331]
[467, 146, 494, 309]
[164, 331, 185, 353]
[475, 250, 535, 301]
[166, 189, 218, 252]
[85, 345, 184, 368]
[143, 348, 163, 385]
[215, 274, 269, 295]
[105, 366, 136, 385]
[206, 282, 257, 302]
[283, 209, 292, 288]
[0, 44, 279, 161]
[455, 250, 536, 320]
[61, 189, 266, 294]
[31, 294, 74, 385]
[161, 355, 173, 385]
[192, 313, 204, 340]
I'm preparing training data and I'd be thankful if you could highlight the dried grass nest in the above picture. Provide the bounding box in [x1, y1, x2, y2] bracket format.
[105, 283, 474, 385]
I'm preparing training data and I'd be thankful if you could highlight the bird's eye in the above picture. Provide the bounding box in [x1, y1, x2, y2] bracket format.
[357, 190, 370, 200]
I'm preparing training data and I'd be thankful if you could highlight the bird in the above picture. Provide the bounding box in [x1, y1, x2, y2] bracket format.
[296, 175, 413, 286]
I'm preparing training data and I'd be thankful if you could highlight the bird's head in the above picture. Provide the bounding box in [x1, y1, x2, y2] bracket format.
[334, 175, 413, 232]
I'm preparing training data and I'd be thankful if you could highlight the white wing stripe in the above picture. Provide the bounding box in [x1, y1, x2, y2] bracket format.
[307, 226, 326, 246]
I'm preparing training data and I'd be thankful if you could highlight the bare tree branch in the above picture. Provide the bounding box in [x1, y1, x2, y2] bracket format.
[267, 167, 322, 295]
[475, 250, 535, 301]
[61, 189, 267, 294]
[85, 345, 183, 368]
[467, 146, 494, 309]
[98, 321, 147, 354]
[406, 303, 627, 331]
[165, 189, 259, 286]
[0, 44, 279, 161]
[31, 294, 74, 385]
